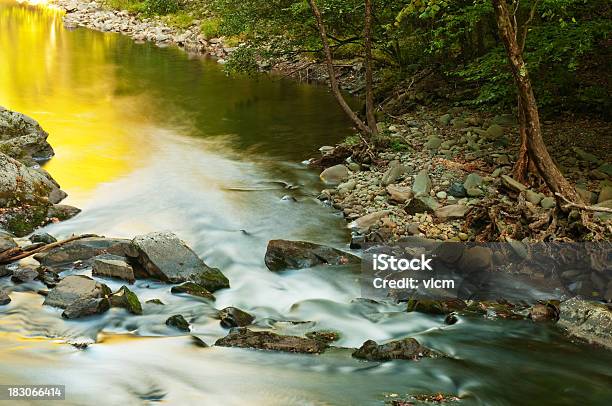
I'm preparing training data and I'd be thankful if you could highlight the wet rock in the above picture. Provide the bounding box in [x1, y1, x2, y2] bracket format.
[404, 196, 439, 215]
[463, 173, 482, 190]
[348, 211, 390, 233]
[305, 331, 340, 344]
[110, 285, 142, 315]
[171, 282, 215, 300]
[11, 266, 39, 283]
[352, 338, 437, 361]
[191, 335, 209, 348]
[218, 307, 254, 328]
[34, 237, 136, 269]
[92, 254, 135, 284]
[434, 204, 469, 220]
[447, 182, 466, 198]
[43, 275, 111, 309]
[458, 246, 492, 272]
[501, 175, 527, 194]
[0, 266, 12, 277]
[412, 169, 432, 196]
[386, 185, 413, 203]
[320, 164, 349, 185]
[381, 160, 406, 186]
[47, 204, 81, 221]
[0, 289, 10, 305]
[62, 297, 110, 319]
[166, 314, 190, 332]
[0, 106, 54, 161]
[264, 240, 360, 272]
[29, 232, 57, 245]
[540, 197, 556, 209]
[215, 328, 328, 354]
[131, 232, 228, 289]
[407, 298, 466, 315]
[529, 302, 560, 322]
[146, 298, 164, 305]
[559, 298, 612, 349]
[0, 231, 17, 254]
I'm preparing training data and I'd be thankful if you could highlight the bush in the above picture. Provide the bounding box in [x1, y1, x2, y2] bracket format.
[200, 18, 222, 39]
[143, 0, 179, 16]
[165, 11, 194, 29]
[103, 0, 145, 14]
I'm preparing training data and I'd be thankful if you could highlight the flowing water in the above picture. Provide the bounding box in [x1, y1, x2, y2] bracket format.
[1, 1, 611, 405]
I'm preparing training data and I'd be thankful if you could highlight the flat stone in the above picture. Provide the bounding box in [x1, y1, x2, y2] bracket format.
[92, 254, 135, 284]
[412, 169, 431, 196]
[43, 275, 111, 309]
[320, 164, 349, 185]
[466, 187, 484, 197]
[352, 338, 437, 361]
[386, 185, 413, 203]
[215, 328, 328, 354]
[348, 210, 390, 233]
[34, 237, 136, 269]
[501, 175, 527, 192]
[62, 298, 110, 319]
[435, 204, 469, 220]
[463, 173, 483, 190]
[573, 147, 600, 164]
[218, 307, 254, 328]
[29, 232, 57, 245]
[11, 267, 39, 283]
[425, 137, 442, 150]
[405, 196, 439, 215]
[264, 240, 360, 272]
[171, 282, 215, 300]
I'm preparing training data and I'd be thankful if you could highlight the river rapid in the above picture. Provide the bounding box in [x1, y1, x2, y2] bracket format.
[1, 1, 611, 405]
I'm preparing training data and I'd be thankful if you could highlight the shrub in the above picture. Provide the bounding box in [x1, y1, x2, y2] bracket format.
[143, 0, 179, 16]
[200, 18, 222, 39]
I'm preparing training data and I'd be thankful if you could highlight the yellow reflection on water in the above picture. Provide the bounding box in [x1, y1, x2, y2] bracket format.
[0, 0, 151, 200]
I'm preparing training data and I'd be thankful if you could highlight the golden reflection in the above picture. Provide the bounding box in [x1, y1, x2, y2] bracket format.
[0, 0, 151, 200]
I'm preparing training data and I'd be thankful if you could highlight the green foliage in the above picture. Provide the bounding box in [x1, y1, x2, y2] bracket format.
[200, 17, 222, 39]
[223, 46, 260, 75]
[103, 0, 145, 14]
[142, 0, 180, 16]
[164, 11, 194, 29]
[389, 139, 411, 151]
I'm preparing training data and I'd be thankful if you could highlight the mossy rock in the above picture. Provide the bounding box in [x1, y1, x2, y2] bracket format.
[171, 282, 215, 301]
[166, 314, 190, 332]
[110, 285, 143, 315]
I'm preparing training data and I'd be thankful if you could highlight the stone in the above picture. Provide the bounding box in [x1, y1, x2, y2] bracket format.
[463, 173, 483, 190]
[43, 275, 111, 309]
[435, 204, 469, 220]
[573, 147, 600, 164]
[337, 180, 357, 193]
[218, 307, 254, 328]
[264, 240, 360, 272]
[438, 114, 452, 126]
[466, 187, 484, 197]
[0, 289, 10, 305]
[92, 254, 135, 284]
[594, 200, 612, 221]
[381, 160, 405, 186]
[575, 187, 596, 204]
[146, 299, 164, 305]
[559, 298, 612, 349]
[525, 190, 543, 205]
[215, 328, 328, 354]
[598, 163, 612, 177]
[110, 285, 142, 315]
[34, 237, 136, 269]
[447, 182, 467, 198]
[0, 266, 12, 277]
[0, 106, 54, 161]
[386, 185, 413, 203]
[62, 297, 110, 319]
[320, 164, 349, 185]
[425, 137, 442, 150]
[131, 232, 229, 290]
[407, 298, 466, 315]
[46, 204, 81, 221]
[305, 331, 341, 344]
[11, 267, 39, 283]
[166, 315, 190, 332]
[540, 197, 556, 209]
[529, 303, 560, 322]
[352, 338, 437, 361]
[485, 124, 504, 139]
[412, 169, 432, 196]
[458, 246, 492, 272]
[171, 282, 215, 300]
[348, 211, 390, 233]
[29, 232, 57, 245]
[436, 191, 447, 199]
[347, 162, 360, 172]
[404, 196, 439, 215]
[598, 186, 612, 203]
[0, 230, 17, 254]
[451, 119, 467, 129]
[501, 175, 527, 192]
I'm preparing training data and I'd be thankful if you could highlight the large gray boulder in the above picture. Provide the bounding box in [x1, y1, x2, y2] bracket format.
[264, 239, 360, 272]
[130, 232, 229, 290]
[558, 298, 612, 349]
[0, 106, 54, 162]
[0, 153, 63, 207]
[43, 275, 111, 309]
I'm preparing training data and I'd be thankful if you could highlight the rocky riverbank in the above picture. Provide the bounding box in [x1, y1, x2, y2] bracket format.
[51, 0, 231, 61]
[0, 106, 80, 237]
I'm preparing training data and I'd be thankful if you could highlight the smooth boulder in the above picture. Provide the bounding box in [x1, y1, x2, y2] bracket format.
[43, 275, 111, 309]
[264, 239, 360, 272]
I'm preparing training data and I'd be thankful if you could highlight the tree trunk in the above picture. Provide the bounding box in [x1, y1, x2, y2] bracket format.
[513, 96, 530, 182]
[364, 0, 378, 137]
[492, 0, 581, 204]
[307, 0, 372, 136]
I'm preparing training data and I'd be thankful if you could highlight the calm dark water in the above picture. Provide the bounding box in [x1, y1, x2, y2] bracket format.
[1, 1, 611, 405]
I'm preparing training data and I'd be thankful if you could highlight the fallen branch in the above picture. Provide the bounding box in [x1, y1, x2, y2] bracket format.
[555, 193, 612, 213]
[0, 234, 98, 265]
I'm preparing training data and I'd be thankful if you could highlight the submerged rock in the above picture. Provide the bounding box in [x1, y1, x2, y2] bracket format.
[558, 298, 612, 349]
[218, 307, 255, 328]
[215, 328, 328, 354]
[110, 285, 142, 315]
[352, 338, 437, 361]
[171, 282, 215, 301]
[92, 254, 135, 284]
[62, 297, 110, 319]
[131, 232, 228, 289]
[166, 314, 190, 332]
[264, 239, 360, 272]
[43, 275, 111, 309]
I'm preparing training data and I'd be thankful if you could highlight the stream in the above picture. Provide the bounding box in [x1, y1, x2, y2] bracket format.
[1, 1, 612, 405]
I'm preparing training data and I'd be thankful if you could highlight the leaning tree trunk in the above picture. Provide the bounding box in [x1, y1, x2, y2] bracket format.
[492, 0, 581, 204]
[364, 0, 378, 137]
[307, 0, 372, 137]
[513, 96, 530, 182]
